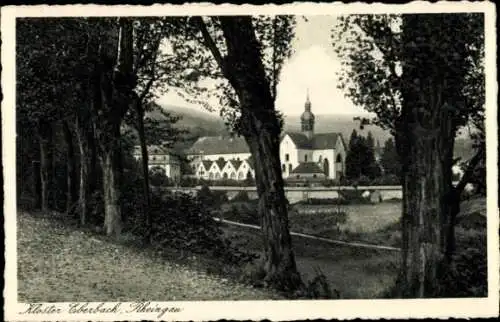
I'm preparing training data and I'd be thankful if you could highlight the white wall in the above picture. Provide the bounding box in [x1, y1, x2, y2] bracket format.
[334, 137, 347, 178]
[279, 135, 298, 178]
[312, 149, 335, 179]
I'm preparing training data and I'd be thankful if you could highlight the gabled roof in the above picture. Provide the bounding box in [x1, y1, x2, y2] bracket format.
[285, 132, 312, 149]
[134, 145, 171, 155]
[229, 159, 243, 170]
[187, 136, 250, 155]
[284, 132, 342, 150]
[201, 160, 213, 170]
[311, 133, 340, 150]
[215, 158, 227, 170]
[291, 162, 325, 174]
[245, 156, 255, 170]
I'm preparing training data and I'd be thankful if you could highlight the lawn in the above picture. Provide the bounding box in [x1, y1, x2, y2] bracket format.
[17, 211, 282, 302]
[220, 201, 403, 246]
[221, 224, 400, 299]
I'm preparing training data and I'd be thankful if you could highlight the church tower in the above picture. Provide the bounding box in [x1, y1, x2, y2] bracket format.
[300, 90, 315, 139]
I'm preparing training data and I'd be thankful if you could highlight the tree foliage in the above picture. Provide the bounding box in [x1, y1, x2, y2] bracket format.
[332, 13, 485, 297]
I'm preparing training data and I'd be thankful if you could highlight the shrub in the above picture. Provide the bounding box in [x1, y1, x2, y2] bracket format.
[126, 189, 255, 265]
[220, 201, 259, 225]
[231, 191, 250, 202]
[437, 234, 487, 297]
[197, 185, 228, 210]
[337, 190, 372, 205]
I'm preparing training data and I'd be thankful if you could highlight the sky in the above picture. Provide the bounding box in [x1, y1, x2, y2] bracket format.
[157, 15, 371, 117]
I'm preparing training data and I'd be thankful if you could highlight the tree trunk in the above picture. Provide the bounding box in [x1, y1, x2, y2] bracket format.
[37, 126, 51, 212]
[89, 18, 135, 237]
[397, 59, 458, 298]
[75, 117, 89, 226]
[136, 101, 152, 243]
[399, 129, 452, 297]
[63, 121, 78, 214]
[214, 16, 302, 291]
[101, 145, 122, 237]
[245, 129, 302, 291]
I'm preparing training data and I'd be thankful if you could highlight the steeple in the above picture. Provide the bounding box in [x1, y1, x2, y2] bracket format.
[300, 89, 315, 139]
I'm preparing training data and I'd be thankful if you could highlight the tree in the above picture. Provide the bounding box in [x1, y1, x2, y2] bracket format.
[345, 130, 380, 180]
[83, 18, 137, 237]
[380, 137, 401, 178]
[345, 130, 362, 179]
[333, 13, 485, 297]
[167, 16, 302, 291]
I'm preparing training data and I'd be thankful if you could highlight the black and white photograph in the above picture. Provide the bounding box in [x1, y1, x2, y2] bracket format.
[2, 2, 498, 320]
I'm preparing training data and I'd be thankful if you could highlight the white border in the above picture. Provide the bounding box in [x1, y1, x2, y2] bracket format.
[2, 2, 498, 321]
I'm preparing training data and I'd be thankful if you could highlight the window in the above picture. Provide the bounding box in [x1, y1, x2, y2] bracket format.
[285, 154, 289, 161]
[336, 154, 343, 163]
[313, 174, 317, 178]
[289, 164, 292, 173]
[282, 164, 286, 173]
[230, 172, 236, 180]
[318, 155, 323, 163]
[304, 154, 308, 162]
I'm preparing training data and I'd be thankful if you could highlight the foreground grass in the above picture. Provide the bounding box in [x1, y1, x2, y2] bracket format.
[222, 224, 400, 299]
[17, 211, 282, 302]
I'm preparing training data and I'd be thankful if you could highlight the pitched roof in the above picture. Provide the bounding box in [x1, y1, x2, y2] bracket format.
[215, 158, 227, 170]
[245, 156, 255, 170]
[291, 162, 325, 174]
[201, 160, 213, 170]
[286, 132, 312, 149]
[229, 159, 243, 170]
[311, 133, 340, 150]
[134, 145, 171, 155]
[187, 136, 250, 155]
[284, 132, 342, 150]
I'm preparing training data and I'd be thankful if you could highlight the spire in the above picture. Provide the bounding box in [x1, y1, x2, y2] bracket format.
[301, 88, 315, 139]
[305, 88, 311, 111]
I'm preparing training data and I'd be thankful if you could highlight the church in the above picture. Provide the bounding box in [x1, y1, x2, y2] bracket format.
[186, 93, 346, 181]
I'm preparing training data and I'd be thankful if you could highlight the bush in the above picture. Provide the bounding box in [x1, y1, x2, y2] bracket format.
[231, 191, 250, 202]
[126, 189, 255, 265]
[337, 190, 372, 205]
[437, 231, 487, 297]
[197, 185, 228, 210]
[219, 201, 259, 225]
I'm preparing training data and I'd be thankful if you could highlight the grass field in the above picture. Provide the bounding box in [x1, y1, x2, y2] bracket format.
[221, 201, 403, 246]
[221, 224, 400, 299]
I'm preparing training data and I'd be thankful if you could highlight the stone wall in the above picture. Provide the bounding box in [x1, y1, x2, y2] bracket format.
[167, 185, 403, 203]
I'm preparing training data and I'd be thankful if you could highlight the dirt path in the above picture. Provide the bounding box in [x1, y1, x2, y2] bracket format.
[17, 212, 281, 302]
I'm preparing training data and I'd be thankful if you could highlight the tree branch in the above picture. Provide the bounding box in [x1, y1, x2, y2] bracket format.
[454, 145, 484, 195]
[190, 16, 226, 73]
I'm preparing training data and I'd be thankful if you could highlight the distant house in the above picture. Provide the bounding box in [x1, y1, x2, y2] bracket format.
[133, 145, 181, 183]
[185, 93, 346, 182]
[280, 93, 347, 180]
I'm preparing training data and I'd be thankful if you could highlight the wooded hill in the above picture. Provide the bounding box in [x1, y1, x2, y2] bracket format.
[152, 103, 475, 161]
